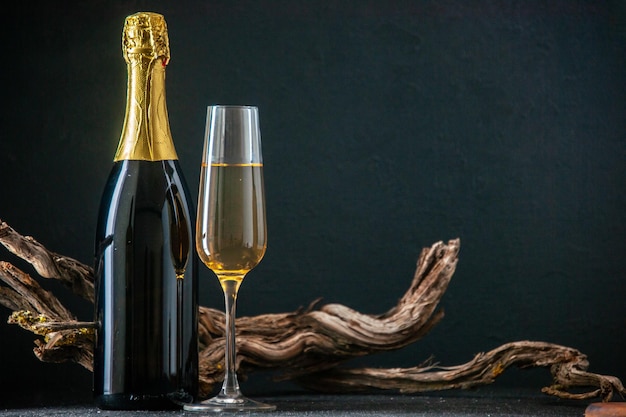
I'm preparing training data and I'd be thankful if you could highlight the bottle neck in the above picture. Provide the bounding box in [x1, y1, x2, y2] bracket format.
[114, 56, 178, 162]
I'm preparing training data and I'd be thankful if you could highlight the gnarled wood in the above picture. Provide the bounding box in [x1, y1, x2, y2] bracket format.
[295, 341, 626, 402]
[1, 219, 624, 402]
[0, 221, 93, 302]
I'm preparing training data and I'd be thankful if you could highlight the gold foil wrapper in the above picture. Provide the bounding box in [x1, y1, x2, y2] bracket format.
[114, 12, 178, 162]
[122, 12, 170, 65]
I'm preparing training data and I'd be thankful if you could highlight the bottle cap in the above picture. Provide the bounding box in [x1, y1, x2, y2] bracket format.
[122, 12, 170, 65]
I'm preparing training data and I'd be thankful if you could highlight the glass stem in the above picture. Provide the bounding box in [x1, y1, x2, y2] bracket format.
[220, 278, 243, 398]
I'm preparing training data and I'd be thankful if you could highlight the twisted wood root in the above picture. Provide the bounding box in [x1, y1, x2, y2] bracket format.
[296, 341, 626, 402]
[1, 219, 624, 401]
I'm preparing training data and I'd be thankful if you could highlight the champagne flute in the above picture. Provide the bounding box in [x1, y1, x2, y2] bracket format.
[184, 105, 275, 412]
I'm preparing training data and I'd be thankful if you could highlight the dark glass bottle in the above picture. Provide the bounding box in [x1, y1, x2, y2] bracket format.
[93, 12, 198, 410]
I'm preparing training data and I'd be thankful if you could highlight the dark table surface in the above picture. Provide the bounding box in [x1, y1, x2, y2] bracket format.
[0, 388, 608, 417]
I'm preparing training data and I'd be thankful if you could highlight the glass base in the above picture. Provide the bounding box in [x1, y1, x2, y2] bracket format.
[183, 394, 276, 412]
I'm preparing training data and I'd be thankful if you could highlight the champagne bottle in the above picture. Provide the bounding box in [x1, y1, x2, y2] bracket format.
[93, 12, 198, 410]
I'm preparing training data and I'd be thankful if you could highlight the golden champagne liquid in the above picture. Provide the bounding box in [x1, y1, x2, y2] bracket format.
[197, 163, 266, 282]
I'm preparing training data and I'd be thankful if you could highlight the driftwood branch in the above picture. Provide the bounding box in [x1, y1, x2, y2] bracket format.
[295, 341, 626, 402]
[0, 221, 93, 302]
[1, 219, 624, 402]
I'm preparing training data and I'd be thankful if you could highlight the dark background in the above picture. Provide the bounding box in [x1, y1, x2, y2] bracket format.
[1, 0, 625, 404]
